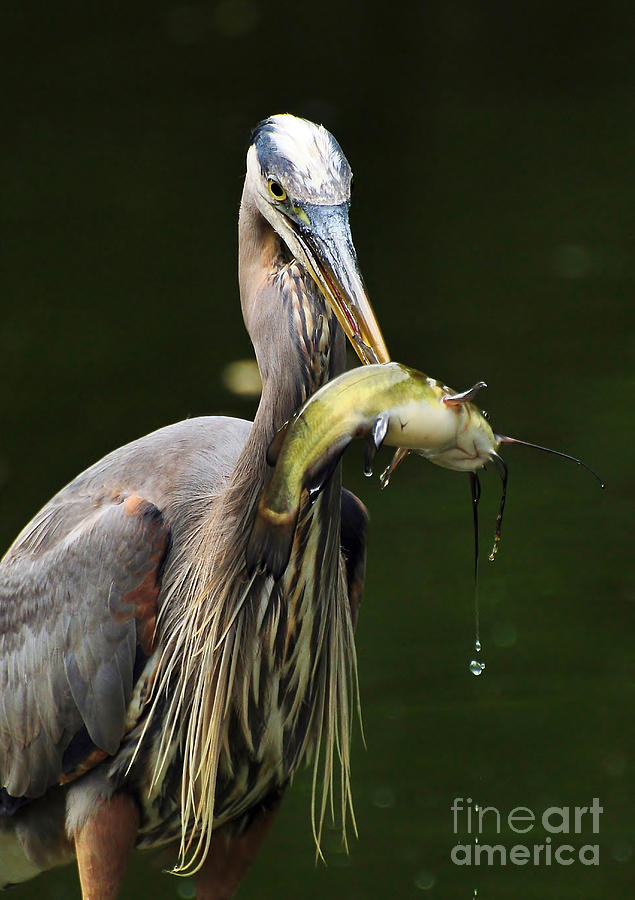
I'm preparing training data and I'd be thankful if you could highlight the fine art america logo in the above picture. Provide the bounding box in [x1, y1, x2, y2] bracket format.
[451, 797, 603, 866]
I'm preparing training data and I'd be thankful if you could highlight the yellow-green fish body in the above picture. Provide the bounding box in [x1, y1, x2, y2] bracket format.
[247, 362, 499, 577]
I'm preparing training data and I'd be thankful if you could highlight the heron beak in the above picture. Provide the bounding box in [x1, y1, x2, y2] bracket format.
[290, 204, 390, 365]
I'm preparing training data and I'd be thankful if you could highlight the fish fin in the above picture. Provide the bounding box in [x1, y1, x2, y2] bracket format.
[379, 447, 410, 489]
[307, 435, 353, 500]
[266, 420, 290, 466]
[364, 413, 390, 476]
[443, 381, 487, 406]
[245, 506, 298, 580]
[372, 413, 390, 449]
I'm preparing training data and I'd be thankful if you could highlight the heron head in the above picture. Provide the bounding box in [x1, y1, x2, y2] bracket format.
[244, 113, 389, 365]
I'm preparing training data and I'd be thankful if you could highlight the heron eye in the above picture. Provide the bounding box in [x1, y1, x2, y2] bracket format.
[268, 179, 287, 201]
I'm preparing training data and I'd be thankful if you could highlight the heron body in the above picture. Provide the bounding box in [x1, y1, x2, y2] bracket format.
[0, 115, 389, 897]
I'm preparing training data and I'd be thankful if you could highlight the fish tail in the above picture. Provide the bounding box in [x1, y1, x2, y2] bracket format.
[245, 505, 298, 580]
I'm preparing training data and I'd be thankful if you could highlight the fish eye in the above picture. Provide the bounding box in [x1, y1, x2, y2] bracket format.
[268, 179, 287, 202]
[481, 409, 490, 421]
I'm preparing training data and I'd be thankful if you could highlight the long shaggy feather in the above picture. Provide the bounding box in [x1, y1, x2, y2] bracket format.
[135, 434, 358, 874]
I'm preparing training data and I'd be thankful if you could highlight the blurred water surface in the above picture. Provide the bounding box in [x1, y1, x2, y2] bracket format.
[2, 2, 634, 898]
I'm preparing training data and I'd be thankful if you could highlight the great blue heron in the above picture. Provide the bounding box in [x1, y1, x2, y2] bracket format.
[0, 114, 390, 898]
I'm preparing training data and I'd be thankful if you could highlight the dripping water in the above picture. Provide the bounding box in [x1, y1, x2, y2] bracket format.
[469, 473, 485, 676]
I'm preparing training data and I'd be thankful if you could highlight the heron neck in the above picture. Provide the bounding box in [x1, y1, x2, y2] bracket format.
[237, 195, 280, 314]
[237, 199, 346, 465]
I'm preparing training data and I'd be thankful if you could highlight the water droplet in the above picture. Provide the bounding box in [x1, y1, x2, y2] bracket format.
[475, 639, 481, 652]
[469, 659, 486, 676]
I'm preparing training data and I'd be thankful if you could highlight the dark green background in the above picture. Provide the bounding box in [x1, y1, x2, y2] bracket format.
[2, 2, 634, 897]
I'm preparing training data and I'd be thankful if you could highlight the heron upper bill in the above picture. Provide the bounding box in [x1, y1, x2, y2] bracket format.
[290, 204, 390, 366]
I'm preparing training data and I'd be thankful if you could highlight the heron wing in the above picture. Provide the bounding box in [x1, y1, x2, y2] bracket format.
[0, 416, 252, 808]
[0, 490, 169, 801]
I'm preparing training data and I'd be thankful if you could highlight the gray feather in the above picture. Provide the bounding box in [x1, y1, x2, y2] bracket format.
[0, 416, 250, 800]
